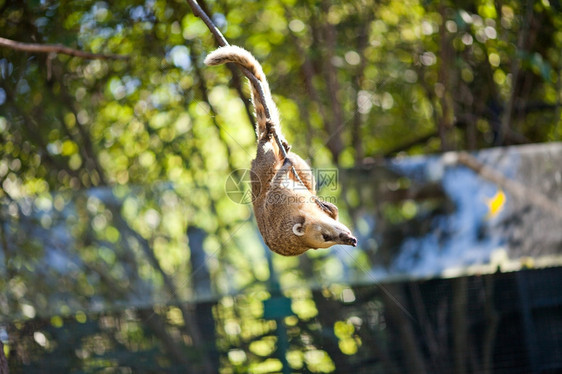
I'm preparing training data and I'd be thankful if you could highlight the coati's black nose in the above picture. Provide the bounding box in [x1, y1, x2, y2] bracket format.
[339, 233, 358, 247]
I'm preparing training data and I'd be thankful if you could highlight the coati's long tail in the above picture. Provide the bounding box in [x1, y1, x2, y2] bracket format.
[204, 45, 283, 143]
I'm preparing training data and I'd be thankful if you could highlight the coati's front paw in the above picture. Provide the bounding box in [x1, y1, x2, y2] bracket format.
[264, 120, 274, 139]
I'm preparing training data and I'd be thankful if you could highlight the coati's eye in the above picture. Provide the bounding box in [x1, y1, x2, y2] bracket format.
[322, 234, 333, 242]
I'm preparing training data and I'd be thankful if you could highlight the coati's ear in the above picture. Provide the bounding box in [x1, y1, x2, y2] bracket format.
[292, 216, 306, 236]
[292, 223, 305, 236]
[316, 200, 339, 220]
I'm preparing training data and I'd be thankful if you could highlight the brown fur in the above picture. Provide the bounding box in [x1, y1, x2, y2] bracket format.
[205, 46, 357, 256]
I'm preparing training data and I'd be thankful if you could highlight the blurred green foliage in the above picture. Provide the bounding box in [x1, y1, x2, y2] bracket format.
[1, 0, 561, 372]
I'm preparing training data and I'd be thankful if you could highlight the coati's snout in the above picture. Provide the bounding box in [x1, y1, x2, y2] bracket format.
[338, 232, 358, 247]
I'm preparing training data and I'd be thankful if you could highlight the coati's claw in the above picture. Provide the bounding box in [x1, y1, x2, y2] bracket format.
[265, 120, 274, 138]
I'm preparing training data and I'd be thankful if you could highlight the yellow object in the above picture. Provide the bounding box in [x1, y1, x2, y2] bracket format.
[485, 189, 506, 219]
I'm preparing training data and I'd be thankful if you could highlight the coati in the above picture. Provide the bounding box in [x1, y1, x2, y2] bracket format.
[205, 45, 357, 256]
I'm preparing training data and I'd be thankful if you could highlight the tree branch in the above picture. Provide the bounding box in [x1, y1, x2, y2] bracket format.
[0, 36, 128, 60]
[497, 0, 533, 145]
[320, 0, 344, 164]
[283, 4, 323, 162]
[185, 0, 275, 141]
[186, 0, 306, 185]
[351, 5, 374, 165]
[192, 1, 255, 134]
[437, 3, 454, 151]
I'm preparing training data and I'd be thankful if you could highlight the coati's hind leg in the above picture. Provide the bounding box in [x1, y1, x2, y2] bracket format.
[286, 154, 315, 193]
[275, 156, 338, 219]
[270, 158, 294, 190]
[269, 155, 315, 195]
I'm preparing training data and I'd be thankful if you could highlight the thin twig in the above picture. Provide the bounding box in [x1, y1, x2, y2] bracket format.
[185, 0, 296, 171]
[187, 0, 229, 46]
[0, 36, 128, 60]
[188, 0, 335, 208]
